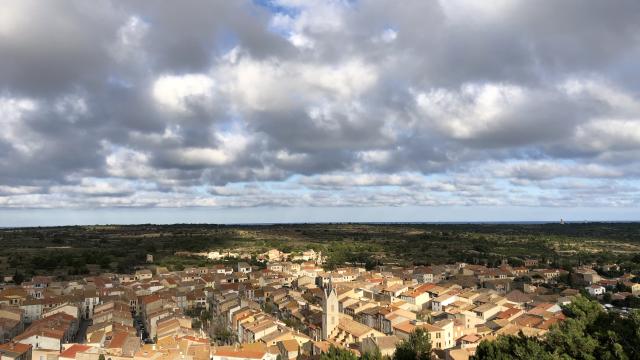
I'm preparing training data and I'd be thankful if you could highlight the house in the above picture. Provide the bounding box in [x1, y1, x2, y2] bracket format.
[277, 339, 299, 360]
[0, 306, 24, 343]
[135, 269, 153, 281]
[447, 348, 472, 360]
[361, 335, 401, 357]
[241, 318, 279, 343]
[14, 311, 77, 351]
[0, 342, 32, 360]
[483, 279, 513, 294]
[211, 343, 278, 360]
[472, 303, 502, 321]
[524, 259, 539, 267]
[327, 317, 384, 347]
[58, 344, 93, 360]
[104, 330, 141, 357]
[266, 249, 284, 262]
[19, 299, 44, 323]
[495, 308, 524, 322]
[432, 294, 457, 312]
[459, 334, 482, 350]
[393, 320, 454, 350]
[237, 262, 252, 274]
[585, 285, 605, 296]
[42, 303, 79, 321]
[399, 284, 431, 311]
[267, 263, 283, 273]
[413, 268, 435, 284]
[627, 282, 640, 295]
[572, 268, 602, 286]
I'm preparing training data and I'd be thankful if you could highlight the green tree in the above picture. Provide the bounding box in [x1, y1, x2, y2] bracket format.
[320, 345, 358, 360]
[473, 334, 555, 360]
[627, 295, 640, 308]
[473, 296, 640, 360]
[360, 346, 383, 360]
[615, 282, 630, 293]
[393, 328, 432, 360]
[13, 270, 24, 285]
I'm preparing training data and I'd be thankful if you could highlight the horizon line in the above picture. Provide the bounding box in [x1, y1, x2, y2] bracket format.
[3, 220, 640, 229]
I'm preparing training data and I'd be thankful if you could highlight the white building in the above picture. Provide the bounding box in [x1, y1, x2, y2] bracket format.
[321, 285, 339, 340]
[585, 285, 605, 296]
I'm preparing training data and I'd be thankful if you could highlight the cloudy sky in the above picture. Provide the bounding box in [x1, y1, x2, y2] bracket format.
[1, 0, 640, 225]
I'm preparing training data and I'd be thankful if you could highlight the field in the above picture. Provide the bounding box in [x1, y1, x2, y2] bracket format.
[1, 222, 640, 279]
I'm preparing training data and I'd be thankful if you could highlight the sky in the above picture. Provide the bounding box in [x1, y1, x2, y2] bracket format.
[1, 0, 640, 226]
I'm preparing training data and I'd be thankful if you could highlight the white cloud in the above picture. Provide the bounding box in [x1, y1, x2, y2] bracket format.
[299, 59, 378, 98]
[561, 78, 640, 116]
[170, 147, 232, 167]
[0, 97, 39, 155]
[357, 150, 393, 165]
[0, 0, 30, 37]
[152, 73, 215, 113]
[165, 131, 250, 168]
[372, 28, 398, 43]
[215, 49, 377, 112]
[54, 94, 88, 123]
[105, 147, 153, 178]
[574, 120, 640, 152]
[0, 185, 41, 196]
[299, 172, 426, 188]
[488, 160, 623, 180]
[216, 53, 292, 111]
[415, 83, 526, 139]
[50, 178, 137, 197]
[440, 0, 515, 23]
[110, 16, 149, 63]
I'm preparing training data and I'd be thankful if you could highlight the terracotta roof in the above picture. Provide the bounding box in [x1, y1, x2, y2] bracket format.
[337, 317, 378, 338]
[460, 334, 481, 343]
[279, 339, 298, 352]
[505, 290, 533, 303]
[514, 315, 543, 328]
[59, 344, 93, 359]
[141, 294, 161, 305]
[393, 320, 441, 334]
[497, 308, 522, 320]
[106, 331, 129, 349]
[213, 346, 266, 359]
[14, 327, 65, 341]
[373, 335, 400, 350]
[537, 317, 561, 330]
[0, 343, 32, 356]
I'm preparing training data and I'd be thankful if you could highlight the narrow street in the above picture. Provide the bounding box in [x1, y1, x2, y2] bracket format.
[74, 318, 91, 343]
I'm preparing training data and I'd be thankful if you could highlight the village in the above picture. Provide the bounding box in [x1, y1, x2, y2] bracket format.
[1, 247, 639, 360]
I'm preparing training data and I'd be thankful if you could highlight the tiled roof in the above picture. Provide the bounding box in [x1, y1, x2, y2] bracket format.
[59, 344, 93, 359]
